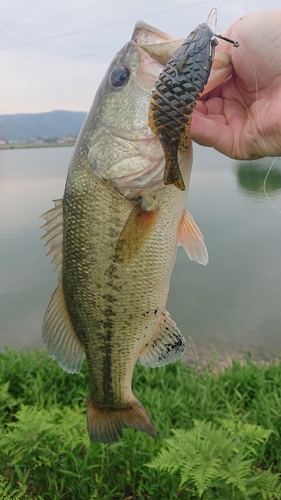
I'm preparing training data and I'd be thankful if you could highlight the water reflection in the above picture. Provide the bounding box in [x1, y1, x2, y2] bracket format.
[0, 147, 71, 351]
[0, 146, 280, 365]
[236, 158, 281, 196]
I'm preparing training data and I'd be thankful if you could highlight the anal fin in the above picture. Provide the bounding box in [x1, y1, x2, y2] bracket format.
[43, 283, 84, 374]
[139, 311, 185, 368]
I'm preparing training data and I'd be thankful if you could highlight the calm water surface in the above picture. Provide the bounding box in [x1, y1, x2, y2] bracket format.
[0, 146, 280, 364]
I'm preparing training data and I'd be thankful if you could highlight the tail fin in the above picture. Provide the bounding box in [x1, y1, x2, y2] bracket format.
[87, 396, 157, 444]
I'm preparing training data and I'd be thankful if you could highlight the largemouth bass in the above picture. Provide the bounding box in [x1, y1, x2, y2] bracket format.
[41, 21, 231, 444]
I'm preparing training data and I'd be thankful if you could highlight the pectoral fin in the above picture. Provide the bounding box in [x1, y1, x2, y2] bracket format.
[115, 200, 158, 264]
[139, 311, 185, 368]
[177, 209, 209, 265]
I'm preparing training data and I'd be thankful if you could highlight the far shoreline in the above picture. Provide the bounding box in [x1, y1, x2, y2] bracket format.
[0, 142, 75, 150]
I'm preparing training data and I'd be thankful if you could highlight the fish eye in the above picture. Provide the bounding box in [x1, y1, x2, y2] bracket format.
[110, 65, 130, 89]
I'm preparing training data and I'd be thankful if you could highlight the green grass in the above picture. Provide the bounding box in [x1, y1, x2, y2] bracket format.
[0, 349, 281, 499]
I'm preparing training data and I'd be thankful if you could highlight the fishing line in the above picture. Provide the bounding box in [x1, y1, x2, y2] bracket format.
[263, 158, 281, 215]
[206, 0, 227, 33]
[1, 1, 212, 52]
[206, 0, 280, 214]
[232, 42, 281, 215]
[0, 0, 124, 32]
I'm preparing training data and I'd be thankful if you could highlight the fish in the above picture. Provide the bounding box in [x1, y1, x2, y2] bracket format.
[41, 21, 232, 444]
[149, 23, 222, 191]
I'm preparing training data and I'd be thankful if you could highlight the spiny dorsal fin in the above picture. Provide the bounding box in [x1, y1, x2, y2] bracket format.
[42, 284, 84, 374]
[139, 311, 185, 368]
[40, 199, 63, 277]
[177, 209, 209, 266]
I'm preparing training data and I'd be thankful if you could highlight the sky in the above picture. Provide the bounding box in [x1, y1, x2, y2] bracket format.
[1, 0, 281, 115]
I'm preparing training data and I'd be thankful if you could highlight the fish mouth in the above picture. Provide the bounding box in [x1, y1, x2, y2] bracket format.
[132, 20, 233, 94]
[100, 22, 233, 196]
[132, 20, 179, 45]
[132, 20, 185, 65]
[130, 22, 185, 92]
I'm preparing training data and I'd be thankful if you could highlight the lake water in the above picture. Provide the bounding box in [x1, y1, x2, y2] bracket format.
[0, 145, 280, 366]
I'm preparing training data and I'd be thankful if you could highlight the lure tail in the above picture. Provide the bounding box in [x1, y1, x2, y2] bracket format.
[162, 140, 186, 190]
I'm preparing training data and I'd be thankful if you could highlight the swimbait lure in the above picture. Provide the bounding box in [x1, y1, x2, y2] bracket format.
[149, 23, 218, 190]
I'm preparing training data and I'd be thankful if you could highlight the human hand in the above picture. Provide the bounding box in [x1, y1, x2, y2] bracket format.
[190, 10, 281, 160]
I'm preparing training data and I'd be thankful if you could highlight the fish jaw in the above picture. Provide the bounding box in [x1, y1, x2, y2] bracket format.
[132, 20, 177, 44]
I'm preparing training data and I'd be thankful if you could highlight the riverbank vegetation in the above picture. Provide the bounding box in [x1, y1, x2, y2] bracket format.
[0, 349, 281, 499]
[0, 142, 75, 150]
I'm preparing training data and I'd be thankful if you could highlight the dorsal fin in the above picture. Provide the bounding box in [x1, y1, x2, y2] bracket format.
[40, 199, 63, 277]
[41, 199, 84, 373]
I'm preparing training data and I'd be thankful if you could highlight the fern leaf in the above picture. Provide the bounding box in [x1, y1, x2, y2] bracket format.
[246, 468, 281, 499]
[218, 455, 253, 495]
[220, 418, 273, 457]
[180, 456, 222, 496]
[0, 475, 23, 500]
[148, 419, 279, 499]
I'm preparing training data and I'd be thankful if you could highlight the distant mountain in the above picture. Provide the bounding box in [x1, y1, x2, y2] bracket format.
[0, 110, 87, 142]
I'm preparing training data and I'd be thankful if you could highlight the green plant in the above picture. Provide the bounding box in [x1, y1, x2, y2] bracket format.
[0, 475, 23, 500]
[1, 350, 281, 499]
[148, 419, 281, 499]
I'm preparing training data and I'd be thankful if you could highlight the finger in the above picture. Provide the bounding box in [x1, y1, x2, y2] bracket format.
[190, 112, 235, 157]
[195, 98, 224, 116]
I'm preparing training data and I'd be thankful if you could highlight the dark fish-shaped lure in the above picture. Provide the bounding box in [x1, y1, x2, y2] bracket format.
[149, 23, 218, 190]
